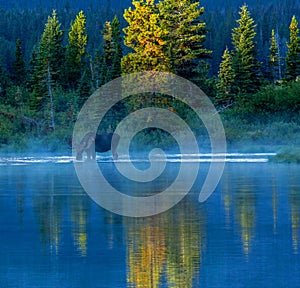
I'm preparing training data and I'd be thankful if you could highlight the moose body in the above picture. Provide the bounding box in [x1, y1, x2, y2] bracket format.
[76, 132, 120, 160]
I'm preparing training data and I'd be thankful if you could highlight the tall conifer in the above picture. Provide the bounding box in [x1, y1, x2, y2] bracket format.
[217, 47, 235, 104]
[158, 0, 211, 78]
[12, 39, 26, 86]
[66, 10, 88, 89]
[285, 16, 300, 81]
[30, 10, 64, 129]
[231, 5, 261, 94]
[268, 29, 281, 83]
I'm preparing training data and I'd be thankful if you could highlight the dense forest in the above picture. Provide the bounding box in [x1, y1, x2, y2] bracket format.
[0, 0, 300, 153]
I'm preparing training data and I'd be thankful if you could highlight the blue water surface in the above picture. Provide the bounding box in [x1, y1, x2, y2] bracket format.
[0, 156, 299, 287]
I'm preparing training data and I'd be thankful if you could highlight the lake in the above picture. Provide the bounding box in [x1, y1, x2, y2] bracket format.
[0, 155, 299, 287]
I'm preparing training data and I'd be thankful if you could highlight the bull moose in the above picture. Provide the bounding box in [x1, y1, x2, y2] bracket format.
[75, 132, 120, 161]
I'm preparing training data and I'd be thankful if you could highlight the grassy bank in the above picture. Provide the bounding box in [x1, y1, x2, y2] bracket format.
[268, 147, 300, 163]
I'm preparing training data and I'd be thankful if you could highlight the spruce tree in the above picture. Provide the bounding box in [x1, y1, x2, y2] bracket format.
[11, 39, 26, 86]
[38, 10, 64, 85]
[268, 29, 281, 83]
[77, 69, 91, 107]
[30, 10, 64, 129]
[158, 0, 211, 78]
[285, 16, 300, 81]
[122, 0, 170, 74]
[28, 46, 44, 111]
[98, 16, 123, 86]
[0, 63, 9, 103]
[101, 21, 115, 84]
[111, 15, 123, 79]
[231, 5, 261, 94]
[66, 10, 88, 90]
[216, 47, 235, 105]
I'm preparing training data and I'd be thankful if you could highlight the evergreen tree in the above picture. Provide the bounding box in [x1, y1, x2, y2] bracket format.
[268, 29, 281, 83]
[231, 5, 261, 94]
[216, 47, 236, 105]
[38, 10, 64, 85]
[11, 39, 26, 86]
[111, 15, 123, 79]
[100, 21, 115, 85]
[77, 69, 91, 108]
[122, 0, 170, 74]
[285, 16, 300, 81]
[158, 0, 211, 78]
[66, 10, 88, 90]
[28, 46, 44, 110]
[0, 63, 9, 103]
[98, 16, 122, 86]
[93, 50, 102, 89]
[30, 10, 64, 129]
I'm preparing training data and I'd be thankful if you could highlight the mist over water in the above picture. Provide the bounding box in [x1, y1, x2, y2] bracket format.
[0, 151, 276, 165]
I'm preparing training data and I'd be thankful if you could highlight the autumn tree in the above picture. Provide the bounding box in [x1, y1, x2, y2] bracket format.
[231, 5, 261, 94]
[122, 0, 170, 74]
[285, 16, 300, 81]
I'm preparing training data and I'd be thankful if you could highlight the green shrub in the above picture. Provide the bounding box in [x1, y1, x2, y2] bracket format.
[269, 147, 300, 163]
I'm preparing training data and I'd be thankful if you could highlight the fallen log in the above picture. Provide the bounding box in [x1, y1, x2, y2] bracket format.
[0, 110, 39, 127]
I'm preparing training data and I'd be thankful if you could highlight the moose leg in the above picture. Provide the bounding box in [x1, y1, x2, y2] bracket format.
[111, 133, 120, 160]
[86, 137, 96, 160]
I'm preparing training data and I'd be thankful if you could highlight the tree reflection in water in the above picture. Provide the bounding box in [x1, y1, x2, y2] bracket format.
[124, 199, 206, 288]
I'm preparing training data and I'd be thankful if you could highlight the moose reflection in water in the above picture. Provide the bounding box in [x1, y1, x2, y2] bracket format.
[75, 132, 120, 161]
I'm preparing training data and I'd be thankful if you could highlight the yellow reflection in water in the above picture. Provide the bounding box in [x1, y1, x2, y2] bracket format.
[125, 200, 206, 288]
[71, 197, 89, 257]
[33, 174, 64, 255]
[289, 187, 300, 254]
[272, 178, 278, 235]
[221, 171, 232, 229]
[235, 185, 256, 256]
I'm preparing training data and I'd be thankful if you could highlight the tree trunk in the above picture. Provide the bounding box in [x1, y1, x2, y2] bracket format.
[47, 62, 55, 130]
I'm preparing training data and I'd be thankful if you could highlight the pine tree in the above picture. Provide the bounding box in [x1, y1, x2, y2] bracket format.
[122, 0, 170, 74]
[101, 21, 115, 84]
[39, 10, 64, 85]
[30, 10, 64, 129]
[231, 5, 261, 94]
[268, 29, 281, 83]
[216, 47, 235, 105]
[28, 46, 44, 111]
[98, 16, 123, 86]
[66, 10, 88, 89]
[285, 16, 300, 81]
[158, 0, 211, 78]
[77, 69, 91, 108]
[11, 39, 26, 86]
[111, 15, 123, 79]
[0, 63, 9, 103]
